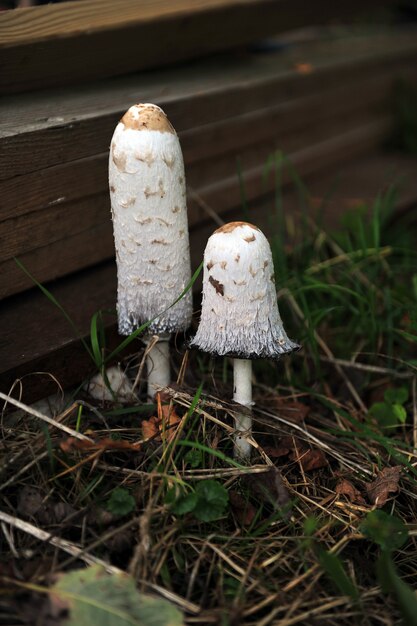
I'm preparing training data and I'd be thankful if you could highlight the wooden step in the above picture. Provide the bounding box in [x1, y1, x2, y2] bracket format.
[1, 151, 416, 403]
[2, 30, 417, 299]
[0, 0, 397, 94]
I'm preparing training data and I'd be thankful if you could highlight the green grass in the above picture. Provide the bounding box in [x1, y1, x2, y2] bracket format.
[3, 156, 417, 625]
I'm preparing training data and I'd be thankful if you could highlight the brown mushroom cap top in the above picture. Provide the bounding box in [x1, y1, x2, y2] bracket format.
[214, 221, 260, 235]
[121, 103, 175, 134]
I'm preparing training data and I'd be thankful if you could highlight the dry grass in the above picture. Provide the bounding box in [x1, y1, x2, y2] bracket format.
[1, 182, 417, 625]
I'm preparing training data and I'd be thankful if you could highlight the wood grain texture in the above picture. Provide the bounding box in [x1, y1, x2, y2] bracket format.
[0, 117, 391, 299]
[2, 150, 417, 403]
[2, 32, 417, 179]
[0, 194, 109, 263]
[0, 76, 391, 221]
[0, 103, 388, 258]
[2, 223, 114, 299]
[0, 0, 396, 93]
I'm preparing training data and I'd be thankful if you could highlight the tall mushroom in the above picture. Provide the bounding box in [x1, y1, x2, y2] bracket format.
[109, 103, 192, 399]
[190, 221, 298, 460]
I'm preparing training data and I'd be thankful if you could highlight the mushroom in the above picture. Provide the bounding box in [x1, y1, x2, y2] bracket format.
[190, 221, 299, 460]
[109, 103, 192, 399]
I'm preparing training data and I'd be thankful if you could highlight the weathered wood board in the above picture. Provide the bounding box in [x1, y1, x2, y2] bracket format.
[0, 0, 397, 93]
[2, 32, 417, 299]
[1, 151, 416, 402]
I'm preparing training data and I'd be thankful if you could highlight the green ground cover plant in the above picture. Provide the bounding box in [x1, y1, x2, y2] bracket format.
[1, 157, 417, 625]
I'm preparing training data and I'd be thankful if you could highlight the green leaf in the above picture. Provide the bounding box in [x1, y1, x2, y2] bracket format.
[360, 510, 408, 552]
[171, 492, 198, 516]
[90, 310, 105, 370]
[193, 480, 229, 522]
[184, 449, 203, 468]
[51, 565, 183, 626]
[106, 488, 136, 517]
[369, 402, 399, 429]
[384, 387, 408, 405]
[318, 548, 359, 602]
[376, 551, 417, 626]
[392, 403, 407, 424]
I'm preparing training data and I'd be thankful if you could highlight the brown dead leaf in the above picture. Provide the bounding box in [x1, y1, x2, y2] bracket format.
[229, 491, 257, 526]
[263, 445, 291, 459]
[292, 447, 328, 471]
[17, 486, 77, 525]
[365, 466, 401, 507]
[245, 467, 291, 513]
[142, 392, 181, 442]
[60, 436, 141, 454]
[335, 479, 366, 505]
[141, 415, 160, 440]
[265, 397, 310, 424]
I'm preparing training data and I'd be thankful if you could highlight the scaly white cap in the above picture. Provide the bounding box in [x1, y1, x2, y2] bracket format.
[190, 221, 299, 358]
[109, 103, 192, 336]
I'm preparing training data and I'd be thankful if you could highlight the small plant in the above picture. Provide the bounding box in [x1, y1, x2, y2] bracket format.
[361, 510, 417, 625]
[167, 480, 229, 522]
[106, 487, 136, 517]
[369, 387, 408, 431]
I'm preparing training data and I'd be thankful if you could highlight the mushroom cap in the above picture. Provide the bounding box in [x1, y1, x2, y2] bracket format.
[190, 221, 299, 359]
[109, 103, 192, 336]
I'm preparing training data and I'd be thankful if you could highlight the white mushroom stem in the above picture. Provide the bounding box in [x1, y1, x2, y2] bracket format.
[145, 337, 171, 400]
[233, 358, 253, 460]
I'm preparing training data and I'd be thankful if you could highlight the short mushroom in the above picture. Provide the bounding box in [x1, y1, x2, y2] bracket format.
[109, 103, 192, 399]
[190, 221, 299, 460]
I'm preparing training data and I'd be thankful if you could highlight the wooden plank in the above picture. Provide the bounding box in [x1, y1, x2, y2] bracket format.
[185, 108, 386, 190]
[0, 117, 391, 298]
[1, 223, 114, 300]
[0, 74, 392, 221]
[195, 118, 393, 221]
[0, 105, 387, 264]
[0, 194, 109, 263]
[0, 0, 396, 93]
[2, 32, 417, 178]
[0, 262, 120, 400]
[1, 149, 417, 403]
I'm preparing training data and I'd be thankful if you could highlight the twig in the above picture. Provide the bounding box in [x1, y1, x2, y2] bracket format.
[132, 336, 157, 392]
[0, 392, 92, 441]
[0, 451, 49, 492]
[139, 580, 200, 615]
[306, 246, 392, 276]
[413, 377, 417, 452]
[0, 509, 121, 574]
[311, 355, 413, 379]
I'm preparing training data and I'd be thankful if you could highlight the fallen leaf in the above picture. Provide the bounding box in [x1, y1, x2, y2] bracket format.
[291, 447, 328, 471]
[229, 491, 257, 526]
[264, 397, 310, 424]
[49, 564, 184, 625]
[365, 466, 401, 507]
[60, 437, 141, 454]
[245, 468, 291, 513]
[17, 486, 76, 526]
[142, 393, 181, 443]
[335, 479, 366, 505]
[263, 445, 291, 459]
[17, 486, 44, 519]
[141, 415, 160, 440]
